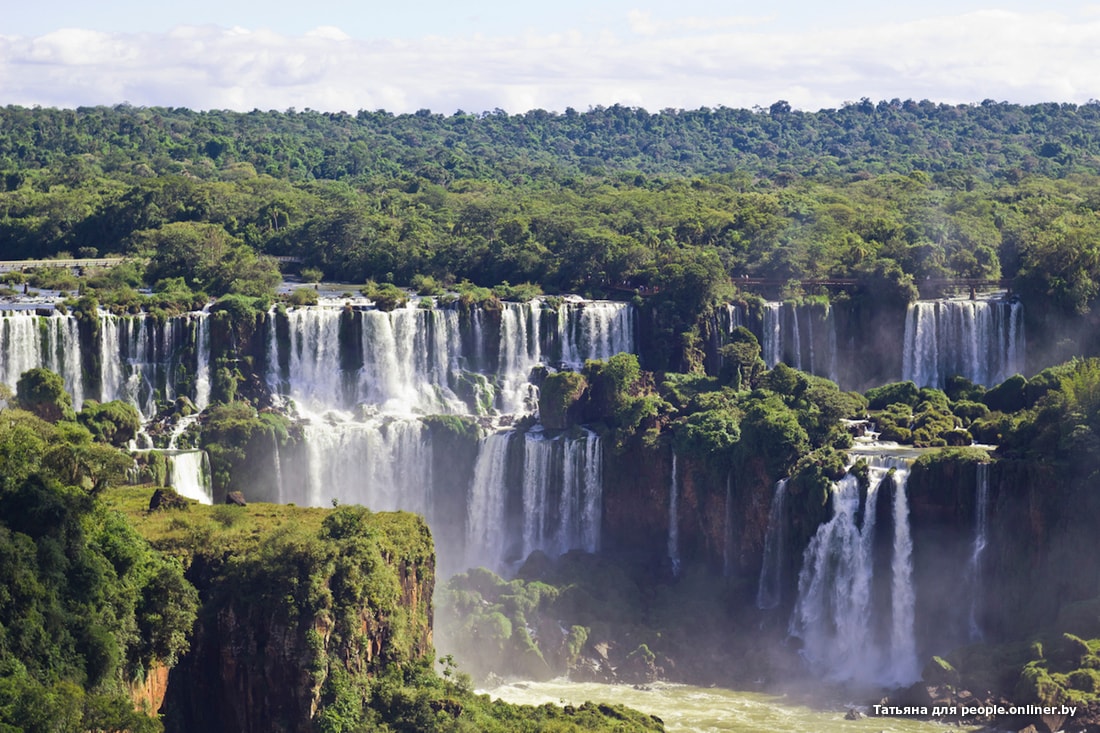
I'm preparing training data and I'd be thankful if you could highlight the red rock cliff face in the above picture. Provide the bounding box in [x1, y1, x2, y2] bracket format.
[602, 440, 776, 579]
[160, 516, 435, 733]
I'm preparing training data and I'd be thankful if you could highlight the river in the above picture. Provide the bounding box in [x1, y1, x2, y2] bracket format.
[486, 680, 980, 733]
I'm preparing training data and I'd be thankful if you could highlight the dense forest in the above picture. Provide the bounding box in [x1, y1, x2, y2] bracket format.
[5, 102, 1100, 368]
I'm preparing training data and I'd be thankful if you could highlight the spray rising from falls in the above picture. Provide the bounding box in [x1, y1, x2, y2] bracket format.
[902, 299, 1025, 388]
[790, 456, 919, 687]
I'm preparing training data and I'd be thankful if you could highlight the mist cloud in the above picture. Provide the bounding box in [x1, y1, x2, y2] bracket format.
[0, 9, 1097, 114]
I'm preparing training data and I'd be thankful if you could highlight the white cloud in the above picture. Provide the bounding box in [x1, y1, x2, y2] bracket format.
[1, 9, 1099, 114]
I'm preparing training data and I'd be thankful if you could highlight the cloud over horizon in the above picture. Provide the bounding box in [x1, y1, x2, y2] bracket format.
[1, 9, 1097, 115]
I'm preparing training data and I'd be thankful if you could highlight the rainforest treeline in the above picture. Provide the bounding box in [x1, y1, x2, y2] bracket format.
[3, 101, 1100, 323]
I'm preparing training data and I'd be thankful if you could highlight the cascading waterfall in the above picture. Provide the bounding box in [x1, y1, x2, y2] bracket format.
[557, 300, 635, 369]
[499, 302, 542, 416]
[756, 478, 789, 610]
[269, 299, 636, 418]
[520, 429, 603, 563]
[725, 303, 744, 332]
[763, 303, 783, 368]
[0, 299, 629, 579]
[790, 456, 919, 687]
[271, 432, 285, 504]
[194, 310, 211, 410]
[0, 311, 84, 407]
[902, 299, 1025, 387]
[302, 417, 434, 514]
[968, 462, 991, 641]
[889, 464, 917, 684]
[760, 302, 838, 382]
[167, 450, 212, 505]
[669, 452, 681, 577]
[465, 431, 513, 572]
[99, 312, 210, 418]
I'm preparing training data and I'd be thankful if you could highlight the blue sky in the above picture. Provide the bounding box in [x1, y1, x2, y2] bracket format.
[2, 1, 1098, 113]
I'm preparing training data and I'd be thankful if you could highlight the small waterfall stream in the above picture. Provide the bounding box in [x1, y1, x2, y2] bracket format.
[968, 462, 991, 640]
[669, 451, 681, 577]
[167, 451, 212, 505]
[756, 479, 788, 610]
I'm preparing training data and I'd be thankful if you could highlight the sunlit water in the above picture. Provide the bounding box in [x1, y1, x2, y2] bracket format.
[485, 680, 980, 733]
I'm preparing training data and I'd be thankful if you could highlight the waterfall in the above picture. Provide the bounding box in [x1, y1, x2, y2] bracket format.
[889, 464, 918, 684]
[968, 462, 991, 641]
[0, 312, 84, 407]
[669, 452, 681, 577]
[581, 430, 603, 553]
[558, 299, 635, 369]
[789, 306, 802, 371]
[790, 456, 918, 687]
[465, 431, 513, 572]
[359, 306, 466, 415]
[194, 310, 211, 410]
[272, 433, 285, 504]
[279, 306, 354, 413]
[270, 299, 636, 418]
[760, 302, 839, 382]
[500, 302, 542, 416]
[902, 299, 1025, 387]
[790, 472, 879, 684]
[168, 450, 212, 505]
[756, 479, 789, 609]
[301, 416, 434, 513]
[763, 303, 782, 368]
[519, 429, 603, 563]
[725, 303, 744, 331]
[97, 313, 208, 418]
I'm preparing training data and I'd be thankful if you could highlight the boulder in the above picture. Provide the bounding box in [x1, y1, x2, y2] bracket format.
[149, 487, 189, 511]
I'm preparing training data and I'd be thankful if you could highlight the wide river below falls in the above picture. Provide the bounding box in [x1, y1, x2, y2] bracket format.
[485, 680, 981, 733]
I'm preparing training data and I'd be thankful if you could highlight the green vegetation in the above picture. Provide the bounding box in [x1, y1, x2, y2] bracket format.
[0, 394, 197, 732]
[198, 401, 292, 498]
[108, 490, 663, 731]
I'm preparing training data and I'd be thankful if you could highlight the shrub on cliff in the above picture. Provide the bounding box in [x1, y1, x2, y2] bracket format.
[79, 399, 142, 448]
[718, 326, 764, 390]
[539, 371, 589, 430]
[865, 381, 921, 411]
[585, 353, 666, 447]
[200, 402, 291, 498]
[735, 393, 810, 477]
[16, 367, 75, 423]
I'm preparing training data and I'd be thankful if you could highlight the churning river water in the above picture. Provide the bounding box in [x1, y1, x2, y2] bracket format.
[486, 680, 981, 733]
